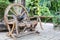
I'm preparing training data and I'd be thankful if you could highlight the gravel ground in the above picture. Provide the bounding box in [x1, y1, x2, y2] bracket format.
[0, 22, 60, 40]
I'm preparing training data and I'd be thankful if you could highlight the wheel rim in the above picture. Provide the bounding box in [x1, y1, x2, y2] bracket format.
[4, 3, 29, 24]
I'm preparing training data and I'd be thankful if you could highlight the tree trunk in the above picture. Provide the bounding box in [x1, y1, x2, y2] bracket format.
[21, 0, 25, 6]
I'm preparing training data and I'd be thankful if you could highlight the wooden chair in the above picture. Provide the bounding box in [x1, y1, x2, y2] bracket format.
[4, 3, 43, 40]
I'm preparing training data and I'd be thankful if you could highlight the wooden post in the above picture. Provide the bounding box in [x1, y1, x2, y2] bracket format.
[21, 0, 25, 6]
[21, 0, 25, 13]
[15, 0, 25, 6]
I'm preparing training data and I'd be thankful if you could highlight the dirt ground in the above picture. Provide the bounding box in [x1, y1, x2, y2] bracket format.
[0, 22, 60, 40]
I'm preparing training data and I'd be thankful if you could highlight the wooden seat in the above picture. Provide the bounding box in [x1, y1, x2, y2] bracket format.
[25, 20, 38, 27]
[20, 20, 38, 31]
[4, 3, 43, 40]
[18, 23, 26, 27]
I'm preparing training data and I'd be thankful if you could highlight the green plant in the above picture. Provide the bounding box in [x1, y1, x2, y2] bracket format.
[40, 6, 52, 16]
[26, 0, 41, 16]
[0, 0, 10, 21]
[26, 0, 60, 25]
[52, 12, 60, 25]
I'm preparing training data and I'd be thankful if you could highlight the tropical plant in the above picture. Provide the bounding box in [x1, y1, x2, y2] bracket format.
[26, 0, 41, 16]
[0, 0, 10, 21]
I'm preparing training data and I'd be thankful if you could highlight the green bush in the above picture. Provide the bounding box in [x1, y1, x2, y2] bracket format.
[0, 0, 10, 21]
[26, 0, 60, 24]
[26, 0, 41, 16]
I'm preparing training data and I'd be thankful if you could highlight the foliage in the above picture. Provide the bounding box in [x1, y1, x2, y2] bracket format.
[26, 0, 41, 16]
[40, 0, 60, 24]
[52, 12, 60, 25]
[39, 6, 52, 16]
[0, 0, 60, 25]
[26, 0, 52, 17]
[26, 0, 60, 25]
[0, 0, 10, 21]
[49, 0, 60, 24]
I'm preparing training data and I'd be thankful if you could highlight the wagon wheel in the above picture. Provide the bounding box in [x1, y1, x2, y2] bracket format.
[4, 3, 29, 38]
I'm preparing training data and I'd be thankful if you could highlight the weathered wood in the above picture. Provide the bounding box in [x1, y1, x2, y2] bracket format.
[30, 16, 54, 19]
[4, 3, 29, 39]
[18, 23, 25, 27]
[21, 0, 25, 6]
[4, 3, 42, 40]
[15, 31, 38, 38]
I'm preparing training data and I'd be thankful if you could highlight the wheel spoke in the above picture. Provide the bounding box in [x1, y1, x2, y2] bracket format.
[13, 6, 23, 15]
[7, 15, 14, 17]
[10, 9, 17, 16]
[18, 6, 22, 15]
[20, 11, 25, 17]
[12, 7, 19, 15]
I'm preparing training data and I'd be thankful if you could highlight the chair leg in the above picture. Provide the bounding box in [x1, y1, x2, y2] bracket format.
[8, 23, 15, 37]
[23, 27, 27, 32]
[10, 34, 16, 40]
[15, 24, 19, 35]
[7, 25, 11, 36]
[39, 19, 44, 30]
[38, 17, 44, 30]
[7, 23, 17, 40]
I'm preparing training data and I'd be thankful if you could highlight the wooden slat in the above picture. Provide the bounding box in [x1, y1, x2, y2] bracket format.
[18, 23, 25, 27]
[30, 16, 54, 19]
